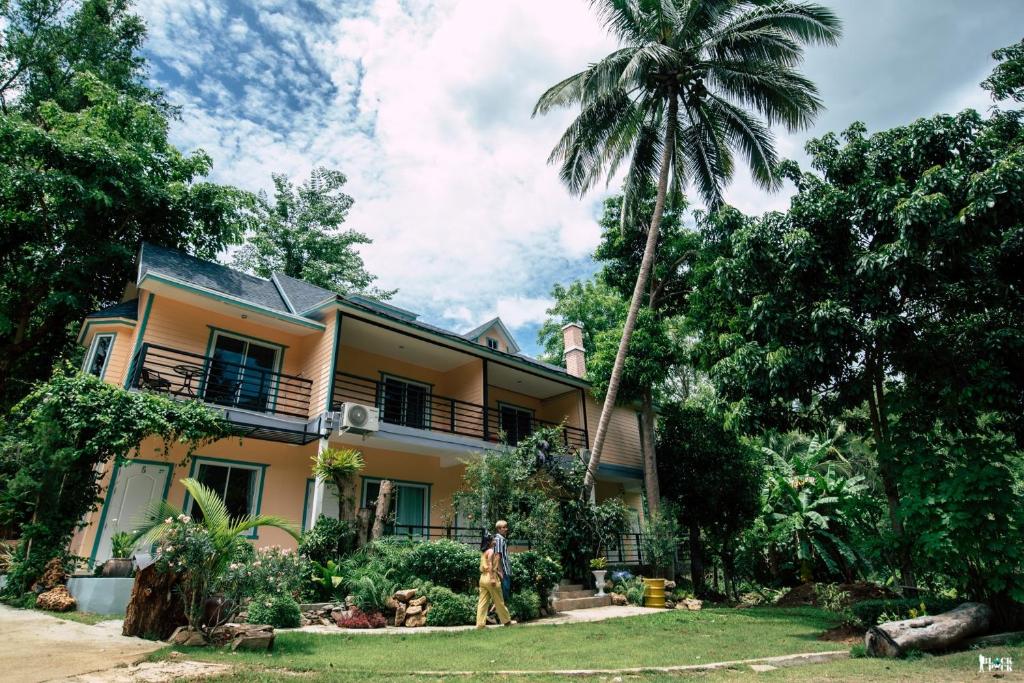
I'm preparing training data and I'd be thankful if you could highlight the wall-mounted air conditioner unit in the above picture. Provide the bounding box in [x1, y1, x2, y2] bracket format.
[338, 402, 379, 434]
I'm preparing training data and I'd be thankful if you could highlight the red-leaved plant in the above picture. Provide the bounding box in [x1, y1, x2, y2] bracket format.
[335, 606, 387, 629]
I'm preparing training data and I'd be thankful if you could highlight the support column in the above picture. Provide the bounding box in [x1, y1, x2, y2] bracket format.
[308, 437, 333, 529]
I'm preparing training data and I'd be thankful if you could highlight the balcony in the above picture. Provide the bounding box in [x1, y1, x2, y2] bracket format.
[128, 343, 319, 443]
[331, 371, 588, 450]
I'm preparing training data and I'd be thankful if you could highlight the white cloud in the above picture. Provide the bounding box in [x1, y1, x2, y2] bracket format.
[495, 296, 555, 330]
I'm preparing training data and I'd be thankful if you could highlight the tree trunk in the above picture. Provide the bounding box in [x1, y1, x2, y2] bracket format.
[583, 95, 679, 498]
[122, 564, 187, 640]
[370, 480, 393, 541]
[356, 508, 372, 548]
[689, 521, 705, 597]
[865, 602, 993, 658]
[639, 393, 660, 515]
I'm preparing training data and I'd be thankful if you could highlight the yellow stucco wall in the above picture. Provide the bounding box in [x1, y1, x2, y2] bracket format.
[80, 321, 135, 385]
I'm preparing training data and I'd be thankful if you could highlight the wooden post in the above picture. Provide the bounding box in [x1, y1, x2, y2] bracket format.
[356, 508, 372, 547]
[370, 480, 393, 541]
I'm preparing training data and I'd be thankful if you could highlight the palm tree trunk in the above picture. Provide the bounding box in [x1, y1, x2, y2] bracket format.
[583, 96, 678, 499]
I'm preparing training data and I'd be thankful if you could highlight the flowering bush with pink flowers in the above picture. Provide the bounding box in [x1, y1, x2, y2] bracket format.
[221, 546, 308, 603]
[153, 514, 219, 630]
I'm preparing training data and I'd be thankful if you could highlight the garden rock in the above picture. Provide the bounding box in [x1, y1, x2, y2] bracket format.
[331, 609, 353, 626]
[680, 598, 703, 611]
[168, 626, 206, 647]
[409, 596, 428, 608]
[36, 585, 76, 612]
[405, 609, 427, 628]
[611, 593, 627, 606]
[33, 557, 68, 592]
[230, 625, 275, 652]
[394, 588, 417, 603]
[394, 602, 407, 626]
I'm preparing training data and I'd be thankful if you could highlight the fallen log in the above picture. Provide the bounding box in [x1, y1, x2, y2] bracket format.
[865, 602, 993, 658]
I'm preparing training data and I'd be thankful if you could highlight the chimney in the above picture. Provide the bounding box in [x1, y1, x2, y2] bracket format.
[562, 322, 586, 378]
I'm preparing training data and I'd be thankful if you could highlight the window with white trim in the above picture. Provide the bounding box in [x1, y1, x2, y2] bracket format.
[486, 337, 499, 350]
[84, 333, 115, 378]
[190, 460, 263, 537]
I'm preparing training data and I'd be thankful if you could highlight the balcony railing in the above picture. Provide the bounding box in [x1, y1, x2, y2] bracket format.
[129, 343, 313, 420]
[376, 523, 532, 549]
[331, 371, 588, 449]
[603, 532, 646, 565]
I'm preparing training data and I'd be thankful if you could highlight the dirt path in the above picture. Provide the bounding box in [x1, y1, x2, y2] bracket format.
[0, 605, 162, 683]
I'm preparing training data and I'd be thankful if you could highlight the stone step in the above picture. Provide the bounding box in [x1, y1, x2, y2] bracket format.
[555, 583, 584, 592]
[553, 589, 597, 599]
[551, 595, 612, 612]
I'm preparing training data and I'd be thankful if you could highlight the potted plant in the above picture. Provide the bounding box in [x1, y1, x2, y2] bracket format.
[589, 557, 608, 596]
[101, 531, 136, 577]
[640, 510, 680, 608]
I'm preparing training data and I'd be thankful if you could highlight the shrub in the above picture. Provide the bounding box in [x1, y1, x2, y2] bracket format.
[508, 589, 541, 621]
[335, 606, 387, 629]
[221, 546, 308, 604]
[424, 585, 476, 626]
[298, 516, 357, 566]
[405, 539, 478, 593]
[247, 592, 302, 629]
[850, 598, 959, 627]
[614, 576, 645, 606]
[348, 569, 397, 614]
[510, 551, 562, 603]
[110, 532, 135, 559]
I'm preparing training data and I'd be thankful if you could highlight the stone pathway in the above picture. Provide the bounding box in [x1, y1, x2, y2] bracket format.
[296, 603, 660, 634]
[0, 605, 162, 683]
[410, 649, 850, 677]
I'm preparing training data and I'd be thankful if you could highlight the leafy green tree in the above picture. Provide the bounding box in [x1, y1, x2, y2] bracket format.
[982, 38, 1024, 103]
[537, 279, 626, 365]
[534, 0, 840, 496]
[759, 432, 870, 584]
[657, 403, 761, 597]
[0, 367, 230, 596]
[0, 0, 253, 407]
[232, 168, 394, 300]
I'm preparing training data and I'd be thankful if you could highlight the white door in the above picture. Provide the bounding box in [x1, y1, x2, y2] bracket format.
[95, 461, 171, 563]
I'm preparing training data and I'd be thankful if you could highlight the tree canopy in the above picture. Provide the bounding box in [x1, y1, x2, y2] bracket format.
[231, 167, 394, 300]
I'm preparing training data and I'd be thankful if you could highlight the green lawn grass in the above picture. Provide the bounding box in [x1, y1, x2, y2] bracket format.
[44, 610, 120, 625]
[154, 607, 840, 677]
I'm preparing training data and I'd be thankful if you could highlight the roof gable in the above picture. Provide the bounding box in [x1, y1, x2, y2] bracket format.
[463, 317, 521, 354]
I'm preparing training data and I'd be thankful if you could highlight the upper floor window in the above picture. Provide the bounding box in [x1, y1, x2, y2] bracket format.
[204, 331, 281, 413]
[84, 333, 115, 378]
[486, 337, 499, 351]
[379, 375, 430, 429]
[499, 403, 534, 445]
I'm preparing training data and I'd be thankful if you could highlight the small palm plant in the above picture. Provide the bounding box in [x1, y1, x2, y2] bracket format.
[133, 478, 299, 634]
[312, 448, 364, 520]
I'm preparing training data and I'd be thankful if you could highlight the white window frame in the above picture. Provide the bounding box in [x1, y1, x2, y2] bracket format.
[83, 333, 116, 379]
[186, 458, 266, 539]
[486, 336, 500, 350]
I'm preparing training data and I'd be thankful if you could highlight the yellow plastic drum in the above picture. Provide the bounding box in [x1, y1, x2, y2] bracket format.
[643, 578, 666, 608]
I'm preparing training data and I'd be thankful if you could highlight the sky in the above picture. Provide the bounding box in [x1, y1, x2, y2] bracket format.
[135, 0, 1022, 357]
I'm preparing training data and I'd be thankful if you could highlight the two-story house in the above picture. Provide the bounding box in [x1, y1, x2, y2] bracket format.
[71, 244, 648, 565]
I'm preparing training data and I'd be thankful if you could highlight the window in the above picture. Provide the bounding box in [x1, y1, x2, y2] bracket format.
[499, 403, 534, 445]
[189, 460, 265, 537]
[486, 337, 499, 350]
[361, 479, 429, 537]
[379, 375, 430, 429]
[84, 333, 115, 378]
[204, 331, 281, 413]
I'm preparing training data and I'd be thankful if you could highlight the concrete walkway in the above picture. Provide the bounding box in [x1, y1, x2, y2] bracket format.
[296, 604, 661, 634]
[0, 605, 162, 683]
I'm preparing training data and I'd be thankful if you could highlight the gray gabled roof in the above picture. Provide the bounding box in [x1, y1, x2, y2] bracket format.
[462, 317, 521, 354]
[138, 243, 290, 312]
[130, 243, 583, 385]
[85, 299, 138, 320]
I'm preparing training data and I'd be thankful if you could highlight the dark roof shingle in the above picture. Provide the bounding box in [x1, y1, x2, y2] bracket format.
[86, 299, 139, 320]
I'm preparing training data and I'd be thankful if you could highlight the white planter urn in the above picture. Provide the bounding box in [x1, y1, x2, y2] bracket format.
[592, 570, 608, 596]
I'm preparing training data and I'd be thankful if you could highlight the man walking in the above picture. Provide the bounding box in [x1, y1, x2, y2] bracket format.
[494, 520, 512, 604]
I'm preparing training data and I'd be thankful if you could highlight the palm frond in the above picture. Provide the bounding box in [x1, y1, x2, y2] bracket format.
[228, 514, 300, 542]
[132, 498, 183, 547]
[182, 478, 230, 534]
[703, 58, 823, 130]
[706, 94, 779, 189]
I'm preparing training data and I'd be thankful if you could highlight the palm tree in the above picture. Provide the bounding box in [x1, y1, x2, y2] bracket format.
[133, 478, 299, 630]
[534, 0, 841, 499]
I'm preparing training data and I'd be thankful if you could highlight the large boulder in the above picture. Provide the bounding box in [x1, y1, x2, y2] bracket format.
[230, 625, 275, 652]
[393, 589, 417, 603]
[36, 585, 75, 612]
[393, 602, 407, 627]
[611, 593, 628, 606]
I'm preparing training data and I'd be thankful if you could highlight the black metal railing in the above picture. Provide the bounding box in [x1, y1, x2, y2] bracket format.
[603, 533, 646, 565]
[331, 371, 588, 449]
[129, 343, 313, 420]
[380, 524, 532, 549]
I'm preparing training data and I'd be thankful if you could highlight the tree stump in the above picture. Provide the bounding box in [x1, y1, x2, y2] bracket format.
[122, 564, 187, 640]
[370, 480, 393, 541]
[865, 602, 993, 657]
[356, 508, 372, 547]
